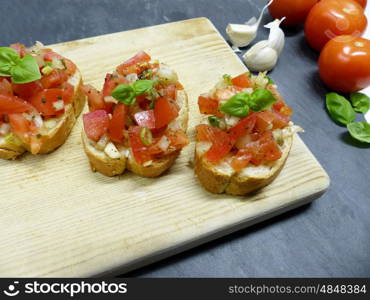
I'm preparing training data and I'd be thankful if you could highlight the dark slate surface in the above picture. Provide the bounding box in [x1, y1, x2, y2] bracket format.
[2, 0, 369, 277]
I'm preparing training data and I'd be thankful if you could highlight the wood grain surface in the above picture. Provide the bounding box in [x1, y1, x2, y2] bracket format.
[0, 18, 329, 277]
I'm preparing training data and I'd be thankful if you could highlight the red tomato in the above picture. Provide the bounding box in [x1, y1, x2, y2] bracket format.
[196, 124, 233, 162]
[0, 95, 34, 114]
[198, 96, 222, 116]
[228, 114, 257, 142]
[305, 0, 367, 51]
[272, 112, 290, 129]
[258, 131, 282, 161]
[8, 113, 30, 134]
[231, 73, 252, 88]
[82, 84, 106, 111]
[102, 73, 129, 97]
[107, 103, 127, 144]
[136, 94, 151, 110]
[128, 126, 152, 164]
[29, 89, 65, 116]
[134, 110, 156, 129]
[116, 51, 151, 75]
[154, 97, 179, 128]
[83, 110, 109, 142]
[41, 69, 68, 88]
[12, 80, 43, 100]
[0, 79, 13, 96]
[231, 152, 252, 171]
[175, 81, 184, 90]
[319, 36, 370, 93]
[268, 0, 319, 26]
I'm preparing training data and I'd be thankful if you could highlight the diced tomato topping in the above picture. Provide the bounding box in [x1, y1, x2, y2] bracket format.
[272, 112, 290, 129]
[196, 124, 233, 162]
[163, 84, 177, 100]
[0, 79, 13, 96]
[272, 101, 285, 112]
[154, 97, 179, 129]
[62, 83, 74, 104]
[258, 131, 282, 161]
[231, 73, 252, 88]
[41, 69, 68, 89]
[107, 103, 127, 144]
[198, 96, 223, 116]
[102, 73, 129, 98]
[0, 95, 34, 114]
[83, 110, 109, 142]
[136, 94, 151, 110]
[166, 130, 189, 149]
[82, 84, 106, 112]
[29, 89, 65, 116]
[134, 110, 155, 129]
[12, 80, 43, 100]
[116, 51, 151, 75]
[128, 126, 152, 164]
[10, 43, 26, 57]
[231, 152, 252, 171]
[228, 114, 256, 142]
[175, 81, 184, 90]
[8, 113, 30, 134]
[63, 58, 77, 76]
[42, 49, 62, 61]
[255, 111, 275, 133]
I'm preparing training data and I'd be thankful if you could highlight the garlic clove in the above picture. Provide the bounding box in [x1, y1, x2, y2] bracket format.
[226, 0, 274, 48]
[243, 42, 278, 72]
[265, 17, 286, 55]
[226, 24, 258, 48]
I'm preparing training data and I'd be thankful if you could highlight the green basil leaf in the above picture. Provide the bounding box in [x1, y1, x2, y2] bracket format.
[112, 84, 136, 105]
[208, 115, 220, 127]
[0, 47, 20, 76]
[248, 88, 276, 112]
[326, 93, 355, 126]
[132, 80, 154, 96]
[220, 93, 249, 117]
[350, 92, 370, 114]
[347, 122, 370, 144]
[11, 54, 41, 84]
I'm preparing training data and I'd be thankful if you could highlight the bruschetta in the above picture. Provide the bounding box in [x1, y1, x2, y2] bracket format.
[82, 51, 189, 177]
[195, 72, 302, 195]
[0, 42, 85, 160]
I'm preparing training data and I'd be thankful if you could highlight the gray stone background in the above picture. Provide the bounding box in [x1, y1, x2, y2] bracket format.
[2, 0, 369, 277]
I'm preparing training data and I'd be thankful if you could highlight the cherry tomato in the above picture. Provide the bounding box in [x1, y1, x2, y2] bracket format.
[198, 95, 222, 116]
[82, 84, 106, 112]
[319, 36, 370, 93]
[29, 89, 65, 116]
[0, 95, 34, 114]
[154, 97, 179, 128]
[231, 73, 252, 88]
[134, 110, 156, 129]
[83, 110, 109, 142]
[268, 0, 319, 26]
[116, 51, 151, 75]
[305, 0, 367, 51]
[107, 103, 127, 144]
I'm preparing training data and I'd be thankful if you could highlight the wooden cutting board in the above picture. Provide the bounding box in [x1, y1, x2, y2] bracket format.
[0, 18, 329, 277]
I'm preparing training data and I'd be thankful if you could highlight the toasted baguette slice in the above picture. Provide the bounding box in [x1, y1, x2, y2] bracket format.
[82, 89, 189, 177]
[0, 70, 85, 160]
[195, 124, 301, 195]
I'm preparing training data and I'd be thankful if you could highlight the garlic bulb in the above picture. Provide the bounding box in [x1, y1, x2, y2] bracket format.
[226, 0, 274, 48]
[243, 18, 285, 72]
